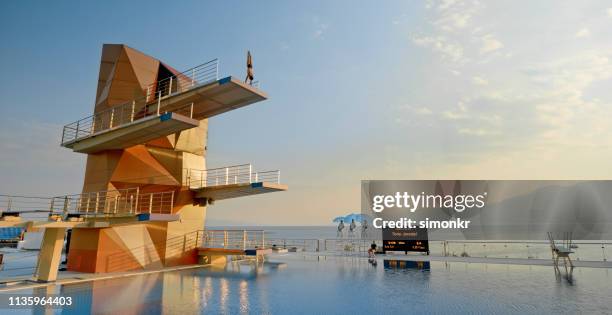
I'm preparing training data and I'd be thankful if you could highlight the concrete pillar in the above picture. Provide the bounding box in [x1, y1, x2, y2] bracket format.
[36, 228, 66, 282]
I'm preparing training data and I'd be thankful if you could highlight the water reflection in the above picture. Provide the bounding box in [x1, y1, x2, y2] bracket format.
[9, 257, 612, 314]
[555, 266, 575, 285]
[384, 259, 431, 271]
[16, 260, 283, 314]
[239, 280, 248, 314]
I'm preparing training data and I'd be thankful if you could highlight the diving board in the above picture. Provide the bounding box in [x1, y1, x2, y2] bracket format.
[63, 112, 199, 153]
[193, 182, 288, 202]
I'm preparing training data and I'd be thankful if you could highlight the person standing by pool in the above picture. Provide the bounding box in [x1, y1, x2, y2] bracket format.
[368, 242, 377, 258]
[337, 220, 345, 238]
[368, 242, 378, 266]
[361, 220, 368, 239]
[349, 219, 356, 238]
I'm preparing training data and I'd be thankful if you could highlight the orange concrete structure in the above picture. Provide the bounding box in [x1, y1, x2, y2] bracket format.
[39, 44, 288, 275]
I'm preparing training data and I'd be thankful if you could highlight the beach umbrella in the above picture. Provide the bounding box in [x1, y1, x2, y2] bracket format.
[332, 213, 371, 223]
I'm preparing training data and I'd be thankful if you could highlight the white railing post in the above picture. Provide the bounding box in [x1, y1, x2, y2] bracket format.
[169, 77, 173, 95]
[249, 165, 252, 183]
[109, 108, 114, 128]
[225, 167, 229, 185]
[243, 231, 247, 250]
[129, 195, 133, 214]
[63, 196, 69, 217]
[277, 170, 281, 183]
[149, 194, 153, 214]
[75, 121, 80, 141]
[94, 192, 100, 214]
[131, 100, 136, 122]
[169, 191, 174, 214]
[255, 172, 259, 182]
[134, 187, 140, 213]
[157, 91, 161, 115]
[190, 102, 194, 118]
[114, 195, 118, 214]
[85, 196, 90, 214]
[224, 231, 228, 249]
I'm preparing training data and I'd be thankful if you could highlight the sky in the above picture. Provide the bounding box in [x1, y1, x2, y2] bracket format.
[1, 1, 612, 226]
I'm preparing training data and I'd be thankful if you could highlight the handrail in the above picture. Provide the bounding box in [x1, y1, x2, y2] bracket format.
[183, 164, 281, 189]
[104, 229, 266, 272]
[0, 188, 176, 218]
[201, 229, 266, 250]
[61, 58, 219, 146]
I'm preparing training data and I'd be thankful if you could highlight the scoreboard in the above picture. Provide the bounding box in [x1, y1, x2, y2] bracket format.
[382, 227, 429, 254]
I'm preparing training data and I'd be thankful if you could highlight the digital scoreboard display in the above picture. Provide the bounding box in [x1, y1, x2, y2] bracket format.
[382, 228, 429, 254]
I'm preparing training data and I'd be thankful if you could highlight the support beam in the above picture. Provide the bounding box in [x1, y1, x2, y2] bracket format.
[36, 227, 66, 282]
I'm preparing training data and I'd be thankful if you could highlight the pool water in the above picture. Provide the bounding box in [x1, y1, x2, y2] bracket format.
[4, 254, 612, 314]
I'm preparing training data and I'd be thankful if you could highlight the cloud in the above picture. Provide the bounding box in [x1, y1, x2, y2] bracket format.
[412, 35, 464, 62]
[458, 127, 499, 136]
[431, 0, 482, 32]
[480, 34, 503, 54]
[437, 0, 459, 11]
[312, 17, 329, 39]
[575, 27, 591, 38]
[414, 107, 433, 115]
[472, 76, 488, 85]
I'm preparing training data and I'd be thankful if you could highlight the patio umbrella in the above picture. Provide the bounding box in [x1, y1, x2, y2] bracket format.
[332, 213, 371, 223]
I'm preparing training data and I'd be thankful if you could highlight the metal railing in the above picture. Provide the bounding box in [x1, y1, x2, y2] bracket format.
[51, 188, 174, 217]
[0, 195, 56, 214]
[277, 238, 612, 262]
[104, 229, 266, 272]
[144, 59, 219, 102]
[0, 189, 175, 219]
[265, 238, 320, 252]
[105, 230, 203, 273]
[184, 164, 281, 189]
[201, 230, 266, 250]
[61, 58, 219, 145]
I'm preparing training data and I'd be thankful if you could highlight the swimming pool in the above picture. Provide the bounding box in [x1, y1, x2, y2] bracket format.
[3, 254, 611, 314]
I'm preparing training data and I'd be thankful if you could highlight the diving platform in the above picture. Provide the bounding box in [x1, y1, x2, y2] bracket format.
[0, 189, 178, 225]
[62, 112, 199, 153]
[154, 76, 267, 120]
[193, 182, 288, 201]
[184, 164, 287, 202]
[60, 58, 267, 154]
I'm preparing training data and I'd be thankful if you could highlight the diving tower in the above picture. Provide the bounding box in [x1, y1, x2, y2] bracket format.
[9, 44, 286, 281]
